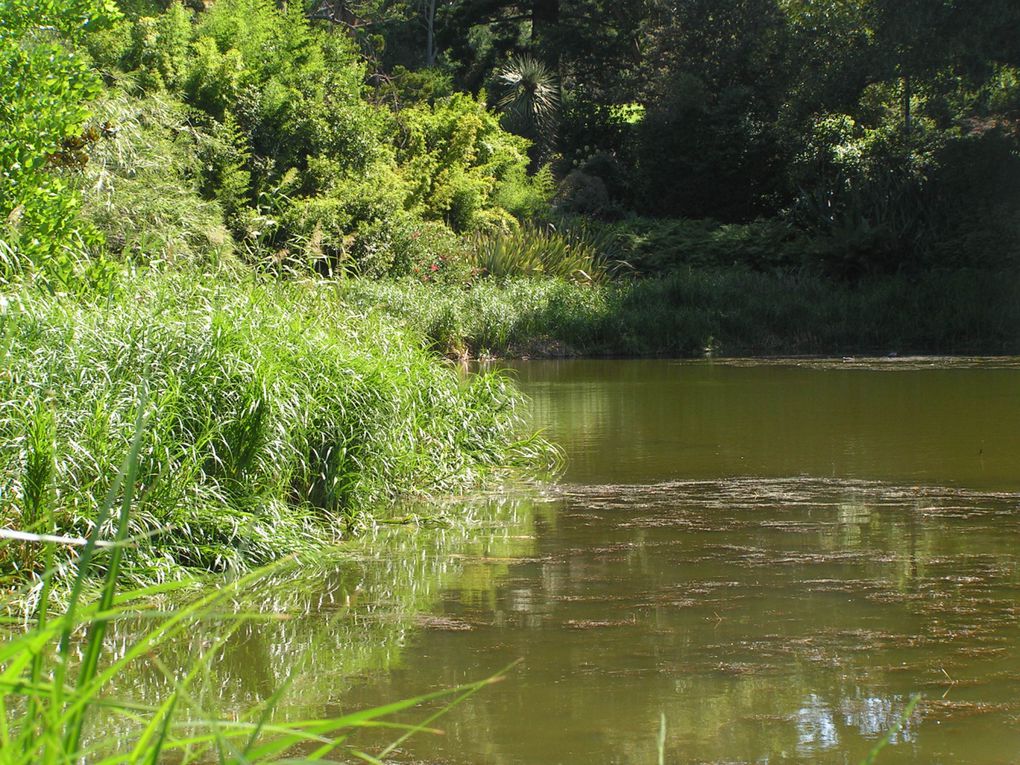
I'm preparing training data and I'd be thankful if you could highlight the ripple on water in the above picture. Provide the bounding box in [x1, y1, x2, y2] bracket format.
[465, 477, 1020, 761]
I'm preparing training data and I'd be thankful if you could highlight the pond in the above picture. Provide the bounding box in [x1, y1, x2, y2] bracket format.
[142, 359, 1020, 763]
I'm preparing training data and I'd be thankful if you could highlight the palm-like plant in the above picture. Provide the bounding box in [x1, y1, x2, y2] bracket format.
[496, 55, 560, 142]
[468, 222, 624, 284]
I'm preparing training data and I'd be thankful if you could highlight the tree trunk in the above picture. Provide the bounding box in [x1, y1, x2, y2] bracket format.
[903, 74, 912, 137]
[425, 0, 437, 67]
[531, 0, 560, 63]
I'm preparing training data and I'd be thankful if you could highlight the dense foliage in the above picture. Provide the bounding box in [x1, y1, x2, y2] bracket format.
[3, 0, 1020, 592]
[0, 4, 1014, 757]
[344, 269, 1020, 358]
[0, 0, 119, 286]
[338, 0, 1020, 275]
[0, 270, 555, 588]
[6, 0, 1019, 284]
[1, 0, 553, 287]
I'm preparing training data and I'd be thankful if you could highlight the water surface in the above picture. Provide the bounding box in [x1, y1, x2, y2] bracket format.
[346, 479, 1020, 764]
[144, 359, 1020, 763]
[507, 358, 1020, 489]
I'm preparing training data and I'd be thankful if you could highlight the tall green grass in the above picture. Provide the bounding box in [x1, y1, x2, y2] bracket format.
[341, 268, 1020, 358]
[0, 268, 557, 592]
[77, 89, 234, 267]
[0, 410, 508, 764]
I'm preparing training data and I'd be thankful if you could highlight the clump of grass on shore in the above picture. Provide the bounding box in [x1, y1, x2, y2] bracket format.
[0, 268, 557, 592]
[467, 223, 621, 283]
[0, 419, 505, 764]
[341, 267, 1020, 358]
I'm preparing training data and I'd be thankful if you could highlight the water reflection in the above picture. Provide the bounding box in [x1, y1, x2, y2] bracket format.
[96, 478, 1020, 763]
[796, 692, 916, 755]
[797, 694, 839, 752]
[96, 360, 1020, 763]
[89, 492, 552, 754]
[325, 479, 1020, 764]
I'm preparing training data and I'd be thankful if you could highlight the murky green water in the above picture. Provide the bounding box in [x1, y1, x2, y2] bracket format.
[509, 358, 1020, 490]
[150, 359, 1020, 763]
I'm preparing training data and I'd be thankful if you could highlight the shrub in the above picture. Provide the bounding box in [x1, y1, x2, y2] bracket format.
[0, 0, 119, 286]
[633, 73, 785, 221]
[278, 162, 408, 273]
[374, 64, 456, 108]
[601, 216, 804, 274]
[384, 217, 471, 282]
[396, 93, 533, 230]
[554, 170, 610, 216]
[925, 129, 1020, 269]
[124, 2, 193, 91]
[77, 92, 233, 265]
[786, 107, 1020, 276]
[86, 0, 554, 268]
[184, 0, 384, 175]
[467, 222, 618, 283]
[183, 35, 245, 119]
[492, 164, 554, 220]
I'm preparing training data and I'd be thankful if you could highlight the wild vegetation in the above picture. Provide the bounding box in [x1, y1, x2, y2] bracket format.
[0, 430, 514, 763]
[7, 0, 1020, 285]
[1, 0, 1017, 576]
[4, 0, 1006, 758]
[1, 0, 1017, 586]
[342, 268, 1020, 358]
[0, 269, 556, 594]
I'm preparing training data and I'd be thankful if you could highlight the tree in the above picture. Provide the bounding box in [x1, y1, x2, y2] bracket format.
[440, 0, 645, 87]
[0, 0, 120, 279]
[496, 54, 559, 163]
[307, 0, 454, 70]
[633, 0, 793, 219]
[422, 0, 439, 65]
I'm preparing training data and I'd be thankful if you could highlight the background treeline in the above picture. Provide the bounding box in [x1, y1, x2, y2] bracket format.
[4, 0, 1020, 292]
[305, 0, 1020, 277]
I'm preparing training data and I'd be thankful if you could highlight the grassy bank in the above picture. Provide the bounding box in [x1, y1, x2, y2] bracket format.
[0, 425, 512, 764]
[3, 260, 1013, 598]
[342, 267, 1020, 359]
[0, 269, 556, 594]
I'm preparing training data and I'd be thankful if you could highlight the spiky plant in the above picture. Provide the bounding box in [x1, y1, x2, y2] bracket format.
[496, 55, 560, 148]
[467, 223, 619, 284]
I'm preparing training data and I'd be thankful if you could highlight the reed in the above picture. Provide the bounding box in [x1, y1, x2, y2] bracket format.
[0, 268, 557, 592]
[341, 267, 1020, 358]
[0, 409, 508, 764]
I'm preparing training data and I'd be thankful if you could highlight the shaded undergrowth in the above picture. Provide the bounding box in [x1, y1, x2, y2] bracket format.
[342, 267, 1020, 358]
